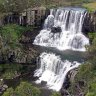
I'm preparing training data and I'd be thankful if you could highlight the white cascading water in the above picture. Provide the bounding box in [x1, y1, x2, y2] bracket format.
[34, 8, 88, 91]
[34, 8, 89, 51]
[34, 52, 81, 91]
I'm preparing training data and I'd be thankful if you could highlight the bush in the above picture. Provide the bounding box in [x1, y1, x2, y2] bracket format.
[2, 88, 14, 96]
[15, 82, 41, 96]
[0, 64, 23, 79]
[68, 32, 96, 95]
[3, 82, 41, 96]
[51, 92, 61, 96]
[0, 24, 24, 48]
[86, 83, 96, 96]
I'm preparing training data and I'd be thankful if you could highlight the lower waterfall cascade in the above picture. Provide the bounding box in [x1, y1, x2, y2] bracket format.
[34, 7, 89, 51]
[34, 52, 81, 91]
[33, 7, 88, 91]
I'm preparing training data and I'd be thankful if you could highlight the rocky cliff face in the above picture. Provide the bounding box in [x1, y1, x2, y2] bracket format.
[0, 28, 40, 64]
[3, 7, 49, 27]
[83, 12, 96, 35]
[0, 42, 39, 64]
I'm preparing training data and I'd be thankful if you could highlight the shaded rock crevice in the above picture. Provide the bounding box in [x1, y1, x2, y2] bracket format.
[82, 12, 96, 36]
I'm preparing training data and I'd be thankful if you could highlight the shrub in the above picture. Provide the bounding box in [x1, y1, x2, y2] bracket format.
[0, 24, 24, 48]
[0, 64, 23, 79]
[3, 82, 41, 96]
[86, 83, 96, 96]
[2, 88, 14, 96]
[51, 92, 61, 96]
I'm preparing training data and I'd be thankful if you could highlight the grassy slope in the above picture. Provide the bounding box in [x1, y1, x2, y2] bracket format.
[83, 2, 96, 12]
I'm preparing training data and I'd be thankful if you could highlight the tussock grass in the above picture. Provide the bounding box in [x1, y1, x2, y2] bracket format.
[83, 2, 96, 12]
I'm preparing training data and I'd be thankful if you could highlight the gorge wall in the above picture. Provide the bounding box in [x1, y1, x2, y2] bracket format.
[83, 12, 96, 34]
[3, 7, 49, 27]
[1, 8, 96, 33]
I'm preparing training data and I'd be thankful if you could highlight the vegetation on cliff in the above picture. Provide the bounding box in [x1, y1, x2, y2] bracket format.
[0, 0, 95, 15]
[0, 24, 38, 63]
[0, 22, 39, 96]
[2, 82, 41, 96]
[0, 24, 26, 48]
[0, 64, 22, 79]
[83, 2, 96, 12]
[68, 33, 96, 96]
[51, 92, 61, 96]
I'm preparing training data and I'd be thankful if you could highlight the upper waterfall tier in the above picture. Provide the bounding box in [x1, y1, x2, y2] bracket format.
[34, 8, 89, 51]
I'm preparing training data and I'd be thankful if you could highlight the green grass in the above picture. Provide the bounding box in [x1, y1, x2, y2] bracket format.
[83, 2, 96, 12]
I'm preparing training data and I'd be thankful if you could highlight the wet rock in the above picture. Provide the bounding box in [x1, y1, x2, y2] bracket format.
[78, 81, 85, 87]
[61, 69, 79, 96]
[60, 88, 69, 96]
[62, 69, 78, 90]
[51, 27, 62, 33]
[20, 28, 41, 43]
[67, 69, 78, 83]
[82, 12, 96, 36]
[3, 84, 8, 89]
[13, 47, 38, 64]
[0, 83, 8, 94]
[41, 81, 47, 85]
[63, 75, 70, 89]
[0, 46, 38, 64]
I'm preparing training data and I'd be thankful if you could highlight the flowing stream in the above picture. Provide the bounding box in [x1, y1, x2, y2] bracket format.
[33, 7, 89, 91]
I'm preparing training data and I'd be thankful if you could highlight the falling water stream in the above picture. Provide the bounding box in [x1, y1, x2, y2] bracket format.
[33, 7, 89, 91]
[34, 7, 89, 51]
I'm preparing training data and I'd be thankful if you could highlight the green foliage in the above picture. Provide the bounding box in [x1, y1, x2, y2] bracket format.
[73, 32, 96, 95]
[2, 71, 18, 79]
[83, 2, 96, 12]
[0, 64, 22, 72]
[0, 24, 31, 49]
[88, 33, 96, 40]
[2, 88, 14, 96]
[76, 63, 93, 81]
[0, 64, 23, 79]
[86, 83, 96, 96]
[0, 0, 95, 14]
[3, 82, 41, 96]
[0, 0, 43, 13]
[16, 82, 41, 96]
[0, 24, 24, 44]
[86, 33, 96, 63]
[51, 92, 61, 96]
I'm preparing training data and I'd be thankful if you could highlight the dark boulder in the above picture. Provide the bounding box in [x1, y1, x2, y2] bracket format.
[41, 81, 47, 86]
[82, 12, 96, 36]
[63, 75, 70, 89]
[51, 27, 62, 33]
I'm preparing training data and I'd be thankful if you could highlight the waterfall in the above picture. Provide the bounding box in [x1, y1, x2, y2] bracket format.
[33, 7, 88, 92]
[34, 52, 81, 91]
[34, 8, 89, 51]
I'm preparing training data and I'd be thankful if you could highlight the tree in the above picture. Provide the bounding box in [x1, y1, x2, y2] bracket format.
[86, 83, 96, 96]
[67, 32, 96, 95]
[3, 82, 41, 96]
[0, 0, 43, 13]
[2, 88, 14, 96]
[15, 82, 41, 96]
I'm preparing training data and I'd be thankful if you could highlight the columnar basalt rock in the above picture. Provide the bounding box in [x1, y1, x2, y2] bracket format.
[3, 7, 47, 27]
[83, 12, 96, 35]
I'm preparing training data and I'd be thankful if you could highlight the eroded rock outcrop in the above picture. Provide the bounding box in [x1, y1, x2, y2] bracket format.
[0, 31, 39, 64]
[51, 27, 62, 33]
[83, 12, 96, 36]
